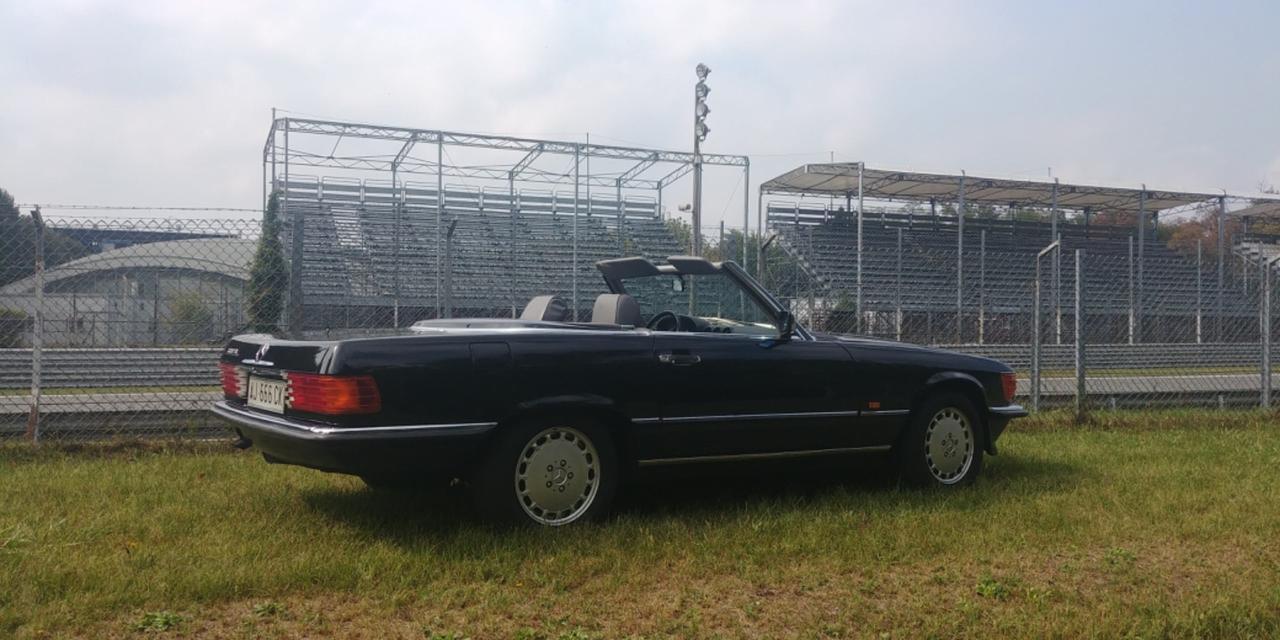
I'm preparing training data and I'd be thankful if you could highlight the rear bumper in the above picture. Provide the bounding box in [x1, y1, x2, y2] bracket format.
[212, 401, 496, 477]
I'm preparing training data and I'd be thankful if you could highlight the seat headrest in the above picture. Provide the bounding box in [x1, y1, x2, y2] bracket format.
[520, 295, 570, 322]
[591, 294, 642, 326]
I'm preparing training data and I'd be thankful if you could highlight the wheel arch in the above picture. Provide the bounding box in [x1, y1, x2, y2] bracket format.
[914, 372, 995, 454]
[497, 395, 637, 467]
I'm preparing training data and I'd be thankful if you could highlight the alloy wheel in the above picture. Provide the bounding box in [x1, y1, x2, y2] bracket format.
[514, 426, 601, 525]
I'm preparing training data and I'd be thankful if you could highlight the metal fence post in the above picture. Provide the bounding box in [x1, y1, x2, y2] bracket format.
[1127, 235, 1135, 345]
[572, 145, 580, 321]
[955, 171, 966, 344]
[435, 137, 444, 318]
[979, 229, 986, 345]
[1032, 255, 1041, 413]
[856, 162, 864, 333]
[444, 220, 457, 319]
[1032, 240, 1060, 412]
[1196, 239, 1203, 344]
[1075, 249, 1086, 422]
[1264, 256, 1278, 408]
[895, 228, 903, 342]
[26, 207, 45, 443]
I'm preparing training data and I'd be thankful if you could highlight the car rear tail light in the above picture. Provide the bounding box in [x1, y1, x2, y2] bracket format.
[285, 372, 381, 415]
[219, 362, 247, 399]
[1000, 372, 1017, 404]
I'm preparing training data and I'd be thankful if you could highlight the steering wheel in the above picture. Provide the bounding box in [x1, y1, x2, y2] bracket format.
[647, 310, 680, 331]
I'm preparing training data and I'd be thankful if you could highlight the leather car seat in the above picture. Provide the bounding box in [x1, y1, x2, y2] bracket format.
[520, 295, 570, 321]
[590, 294, 642, 326]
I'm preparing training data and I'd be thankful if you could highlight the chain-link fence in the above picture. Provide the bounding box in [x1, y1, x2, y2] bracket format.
[3, 199, 1275, 442]
[0, 190, 691, 441]
[761, 205, 1280, 415]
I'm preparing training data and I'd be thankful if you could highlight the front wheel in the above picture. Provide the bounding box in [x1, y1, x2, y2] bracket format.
[898, 393, 984, 487]
[471, 416, 618, 526]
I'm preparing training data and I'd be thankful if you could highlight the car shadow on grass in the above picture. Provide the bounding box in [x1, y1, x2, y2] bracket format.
[298, 450, 1080, 543]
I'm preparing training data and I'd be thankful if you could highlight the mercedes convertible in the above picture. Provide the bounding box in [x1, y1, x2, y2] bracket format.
[213, 255, 1025, 526]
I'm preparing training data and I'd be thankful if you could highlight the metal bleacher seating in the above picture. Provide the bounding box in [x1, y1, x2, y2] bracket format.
[279, 177, 676, 324]
[766, 203, 1253, 322]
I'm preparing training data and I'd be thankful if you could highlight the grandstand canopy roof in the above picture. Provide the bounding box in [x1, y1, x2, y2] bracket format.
[760, 163, 1239, 213]
[265, 117, 749, 192]
[1229, 200, 1280, 219]
[0, 238, 256, 295]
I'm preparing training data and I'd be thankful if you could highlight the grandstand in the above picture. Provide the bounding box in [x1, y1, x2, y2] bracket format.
[760, 164, 1280, 345]
[281, 177, 682, 327]
[264, 117, 749, 331]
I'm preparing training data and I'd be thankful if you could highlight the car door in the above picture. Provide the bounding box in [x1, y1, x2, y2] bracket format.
[633, 332, 868, 462]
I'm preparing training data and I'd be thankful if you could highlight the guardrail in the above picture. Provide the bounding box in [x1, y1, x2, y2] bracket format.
[940, 343, 1261, 371]
[0, 343, 1263, 391]
[0, 348, 221, 388]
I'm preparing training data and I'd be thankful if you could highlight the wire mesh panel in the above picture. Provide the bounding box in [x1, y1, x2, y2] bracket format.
[0, 217, 261, 440]
[763, 204, 1276, 413]
[1074, 244, 1267, 411]
[2, 196, 1275, 441]
[0, 194, 688, 441]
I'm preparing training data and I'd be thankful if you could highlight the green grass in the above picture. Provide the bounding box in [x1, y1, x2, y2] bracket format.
[2, 410, 1279, 638]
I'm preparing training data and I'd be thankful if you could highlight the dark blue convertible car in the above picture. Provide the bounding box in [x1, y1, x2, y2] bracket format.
[214, 255, 1025, 526]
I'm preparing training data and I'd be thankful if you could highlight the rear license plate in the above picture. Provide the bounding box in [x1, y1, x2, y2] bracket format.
[247, 377, 287, 413]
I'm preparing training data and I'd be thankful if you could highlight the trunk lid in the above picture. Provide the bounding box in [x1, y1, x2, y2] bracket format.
[220, 334, 338, 374]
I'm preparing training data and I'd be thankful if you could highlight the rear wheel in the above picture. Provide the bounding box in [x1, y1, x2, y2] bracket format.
[471, 416, 618, 526]
[898, 392, 984, 487]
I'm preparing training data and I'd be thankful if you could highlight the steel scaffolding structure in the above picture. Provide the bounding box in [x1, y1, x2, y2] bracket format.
[262, 116, 750, 332]
[760, 163, 1280, 343]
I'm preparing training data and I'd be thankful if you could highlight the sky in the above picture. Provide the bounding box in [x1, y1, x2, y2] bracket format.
[2, 0, 1278, 231]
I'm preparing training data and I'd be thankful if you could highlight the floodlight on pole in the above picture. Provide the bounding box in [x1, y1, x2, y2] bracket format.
[692, 62, 711, 256]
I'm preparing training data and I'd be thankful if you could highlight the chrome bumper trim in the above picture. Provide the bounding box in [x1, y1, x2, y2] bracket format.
[659, 409, 862, 424]
[988, 404, 1028, 418]
[212, 401, 497, 440]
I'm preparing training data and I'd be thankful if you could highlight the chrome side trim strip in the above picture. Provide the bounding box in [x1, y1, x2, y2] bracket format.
[659, 410, 861, 424]
[637, 445, 892, 467]
[212, 402, 497, 439]
[630, 417, 662, 424]
[862, 409, 910, 417]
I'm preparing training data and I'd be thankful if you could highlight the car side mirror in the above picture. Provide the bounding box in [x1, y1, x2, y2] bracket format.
[776, 311, 796, 342]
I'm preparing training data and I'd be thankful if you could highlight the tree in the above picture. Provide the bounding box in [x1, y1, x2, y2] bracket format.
[0, 308, 28, 348]
[247, 192, 288, 332]
[665, 218, 693, 255]
[169, 292, 215, 344]
[0, 189, 18, 221]
[1164, 207, 1242, 260]
[0, 190, 89, 287]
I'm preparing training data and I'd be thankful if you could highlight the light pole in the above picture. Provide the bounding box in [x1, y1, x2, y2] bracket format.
[692, 63, 710, 256]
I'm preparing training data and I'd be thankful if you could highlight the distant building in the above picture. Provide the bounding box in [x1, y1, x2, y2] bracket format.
[0, 238, 255, 346]
[54, 226, 228, 254]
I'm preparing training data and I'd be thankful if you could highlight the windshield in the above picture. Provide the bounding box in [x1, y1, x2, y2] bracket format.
[619, 271, 778, 336]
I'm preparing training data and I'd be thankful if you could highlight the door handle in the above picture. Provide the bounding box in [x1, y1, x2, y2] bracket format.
[658, 353, 701, 366]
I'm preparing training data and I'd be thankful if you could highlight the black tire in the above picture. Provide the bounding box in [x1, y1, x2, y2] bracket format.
[897, 392, 984, 487]
[470, 415, 619, 526]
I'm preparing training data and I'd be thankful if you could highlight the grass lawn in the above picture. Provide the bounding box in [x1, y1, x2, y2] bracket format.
[2, 410, 1279, 639]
